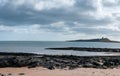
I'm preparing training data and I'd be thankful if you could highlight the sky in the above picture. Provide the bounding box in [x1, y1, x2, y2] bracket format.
[0, 0, 120, 41]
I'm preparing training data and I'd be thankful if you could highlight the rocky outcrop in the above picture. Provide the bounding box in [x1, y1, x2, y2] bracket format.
[0, 54, 120, 70]
[46, 47, 120, 52]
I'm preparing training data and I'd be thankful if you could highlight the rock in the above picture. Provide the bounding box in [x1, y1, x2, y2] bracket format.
[19, 73, 25, 75]
[102, 66, 108, 69]
[44, 62, 55, 70]
[8, 73, 12, 75]
[93, 61, 103, 66]
[69, 64, 78, 70]
[0, 73, 5, 76]
[83, 63, 93, 68]
[28, 62, 39, 68]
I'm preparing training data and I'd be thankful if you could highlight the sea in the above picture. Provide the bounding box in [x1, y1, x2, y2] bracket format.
[0, 41, 120, 56]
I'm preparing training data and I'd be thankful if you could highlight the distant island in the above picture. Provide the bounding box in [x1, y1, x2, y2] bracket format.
[68, 37, 120, 43]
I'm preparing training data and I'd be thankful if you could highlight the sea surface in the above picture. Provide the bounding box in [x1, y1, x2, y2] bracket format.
[0, 41, 120, 56]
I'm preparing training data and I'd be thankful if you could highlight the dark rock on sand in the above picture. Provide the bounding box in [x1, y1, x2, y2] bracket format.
[0, 73, 5, 76]
[0, 53, 120, 69]
[19, 73, 25, 75]
[28, 61, 39, 68]
[44, 62, 55, 70]
[8, 73, 12, 75]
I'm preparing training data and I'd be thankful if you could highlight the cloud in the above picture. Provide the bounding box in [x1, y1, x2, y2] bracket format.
[0, 0, 75, 11]
[0, 0, 120, 40]
[0, 25, 27, 33]
[0, 24, 45, 33]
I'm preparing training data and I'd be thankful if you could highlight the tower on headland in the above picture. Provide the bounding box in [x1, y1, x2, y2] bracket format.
[101, 37, 108, 39]
[102, 37, 104, 39]
[101, 37, 110, 41]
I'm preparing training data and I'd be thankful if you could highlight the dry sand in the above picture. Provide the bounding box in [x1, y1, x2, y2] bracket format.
[0, 67, 120, 76]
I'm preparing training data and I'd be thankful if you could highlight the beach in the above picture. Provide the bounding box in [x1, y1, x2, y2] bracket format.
[0, 67, 120, 76]
[1, 0, 120, 75]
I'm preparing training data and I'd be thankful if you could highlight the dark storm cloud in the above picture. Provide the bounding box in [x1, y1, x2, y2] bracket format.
[0, 0, 120, 38]
[0, 0, 112, 25]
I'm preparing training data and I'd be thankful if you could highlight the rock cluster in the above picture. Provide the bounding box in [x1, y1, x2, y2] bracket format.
[47, 47, 120, 52]
[0, 55, 120, 70]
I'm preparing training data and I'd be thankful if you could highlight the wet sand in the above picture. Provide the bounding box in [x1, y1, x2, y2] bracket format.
[0, 67, 120, 76]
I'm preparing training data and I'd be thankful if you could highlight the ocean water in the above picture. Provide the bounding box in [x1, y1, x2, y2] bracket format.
[0, 41, 120, 56]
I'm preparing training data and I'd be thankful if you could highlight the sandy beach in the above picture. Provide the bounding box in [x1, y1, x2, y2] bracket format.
[0, 67, 120, 76]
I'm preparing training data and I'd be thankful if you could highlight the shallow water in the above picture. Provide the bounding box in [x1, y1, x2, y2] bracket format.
[0, 41, 120, 56]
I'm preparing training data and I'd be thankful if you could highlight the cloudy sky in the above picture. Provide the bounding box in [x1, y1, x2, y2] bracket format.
[0, 0, 120, 41]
